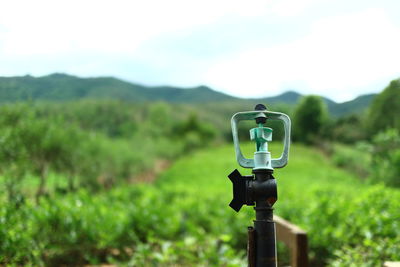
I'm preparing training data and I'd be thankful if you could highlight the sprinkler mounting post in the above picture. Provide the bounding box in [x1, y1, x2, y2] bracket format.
[228, 104, 291, 267]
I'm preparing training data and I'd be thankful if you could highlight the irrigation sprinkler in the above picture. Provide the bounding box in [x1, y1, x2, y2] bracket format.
[228, 104, 291, 267]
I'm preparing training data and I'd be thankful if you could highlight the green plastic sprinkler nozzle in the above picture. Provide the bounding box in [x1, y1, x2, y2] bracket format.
[230, 104, 291, 170]
[250, 124, 273, 170]
[249, 104, 274, 170]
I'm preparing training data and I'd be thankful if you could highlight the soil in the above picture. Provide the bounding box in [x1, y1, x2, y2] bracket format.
[131, 159, 170, 183]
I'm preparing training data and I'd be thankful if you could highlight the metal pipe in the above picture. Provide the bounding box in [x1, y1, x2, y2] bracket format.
[253, 170, 277, 267]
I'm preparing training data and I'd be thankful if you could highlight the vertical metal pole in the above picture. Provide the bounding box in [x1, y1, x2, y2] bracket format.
[254, 203, 276, 266]
[253, 171, 277, 267]
[248, 227, 256, 267]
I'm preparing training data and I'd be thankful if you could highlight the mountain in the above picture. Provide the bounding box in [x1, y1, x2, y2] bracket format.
[329, 94, 376, 117]
[0, 73, 235, 103]
[259, 91, 302, 105]
[0, 73, 376, 116]
[258, 90, 375, 117]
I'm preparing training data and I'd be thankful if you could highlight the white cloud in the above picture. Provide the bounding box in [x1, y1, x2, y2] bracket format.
[0, 0, 278, 56]
[0, 0, 399, 101]
[204, 8, 400, 101]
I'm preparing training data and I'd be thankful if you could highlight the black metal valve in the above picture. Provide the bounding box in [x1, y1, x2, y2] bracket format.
[228, 169, 277, 212]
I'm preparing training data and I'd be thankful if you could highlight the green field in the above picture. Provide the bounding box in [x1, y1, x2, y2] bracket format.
[1, 67, 399, 267]
[2, 142, 399, 266]
[157, 142, 400, 266]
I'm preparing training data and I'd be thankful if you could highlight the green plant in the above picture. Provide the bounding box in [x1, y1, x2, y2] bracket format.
[367, 78, 400, 136]
[331, 143, 371, 178]
[371, 128, 400, 187]
[293, 95, 329, 144]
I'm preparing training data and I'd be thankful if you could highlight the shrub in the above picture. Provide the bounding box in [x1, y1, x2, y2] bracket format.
[371, 129, 400, 187]
[367, 78, 400, 136]
[293, 95, 329, 144]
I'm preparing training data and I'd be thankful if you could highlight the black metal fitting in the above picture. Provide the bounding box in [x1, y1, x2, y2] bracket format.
[228, 168, 278, 266]
[228, 169, 277, 212]
[252, 169, 277, 206]
[255, 104, 267, 124]
[228, 169, 254, 212]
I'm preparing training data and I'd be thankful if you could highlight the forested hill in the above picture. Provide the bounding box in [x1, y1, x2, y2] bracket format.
[0, 73, 376, 116]
[0, 73, 235, 103]
[257, 91, 376, 116]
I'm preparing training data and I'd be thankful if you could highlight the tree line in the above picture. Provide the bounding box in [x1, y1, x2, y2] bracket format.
[292, 78, 400, 186]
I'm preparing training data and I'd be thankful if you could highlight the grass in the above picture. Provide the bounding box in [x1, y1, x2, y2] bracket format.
[156, 142, 400, 266]
[2, 142, 398, 266]
[157, 141, 365, 213]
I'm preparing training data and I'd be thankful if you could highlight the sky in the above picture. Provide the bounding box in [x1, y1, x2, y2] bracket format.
[1, 0, 400, 102]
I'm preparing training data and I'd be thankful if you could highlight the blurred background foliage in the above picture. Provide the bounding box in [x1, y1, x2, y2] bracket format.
[0, 75, 399, 266]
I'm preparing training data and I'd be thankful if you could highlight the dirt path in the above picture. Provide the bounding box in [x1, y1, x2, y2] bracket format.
[131, 159, 171, 183]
